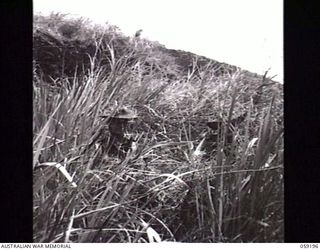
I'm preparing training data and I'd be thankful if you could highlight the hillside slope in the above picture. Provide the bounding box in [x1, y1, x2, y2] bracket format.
[33, 13, 277, 85]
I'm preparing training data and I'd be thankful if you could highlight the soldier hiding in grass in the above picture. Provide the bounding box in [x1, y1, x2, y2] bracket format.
[87, 107, 138, 164]
[204, 112, 248, 158]
[101, 107, 138, 159]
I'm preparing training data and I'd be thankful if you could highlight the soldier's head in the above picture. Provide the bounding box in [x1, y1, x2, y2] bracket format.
[100, 107, 138, 137]
[207, 112, 247, 131]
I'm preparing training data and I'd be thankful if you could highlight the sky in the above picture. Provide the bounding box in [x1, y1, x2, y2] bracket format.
[34, 0, 283, 83]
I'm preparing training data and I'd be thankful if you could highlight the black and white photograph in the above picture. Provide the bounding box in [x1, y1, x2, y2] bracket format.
[33, 0, 283, 243]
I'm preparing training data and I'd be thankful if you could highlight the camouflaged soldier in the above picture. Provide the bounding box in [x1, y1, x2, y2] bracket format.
[98, 107, 138, 159]
[204, 112, 247, 157]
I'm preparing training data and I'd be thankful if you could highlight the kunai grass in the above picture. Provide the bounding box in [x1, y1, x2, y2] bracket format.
[33, 13, 283, 243]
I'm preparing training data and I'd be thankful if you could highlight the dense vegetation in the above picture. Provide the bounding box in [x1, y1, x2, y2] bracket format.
[33, 13, 283, 243]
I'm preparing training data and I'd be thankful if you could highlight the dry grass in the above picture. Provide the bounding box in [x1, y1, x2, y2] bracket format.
[33, 13, 283, 243]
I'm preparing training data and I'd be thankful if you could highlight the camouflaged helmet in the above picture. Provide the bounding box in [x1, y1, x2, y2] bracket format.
[100, 107, 138, 119]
